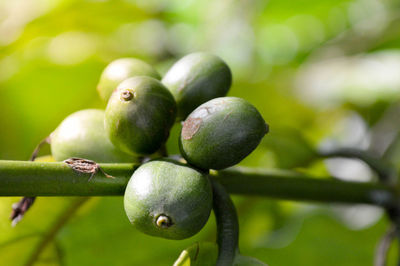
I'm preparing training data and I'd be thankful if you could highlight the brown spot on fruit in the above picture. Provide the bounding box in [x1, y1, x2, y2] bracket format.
[182, 117, 202, 140]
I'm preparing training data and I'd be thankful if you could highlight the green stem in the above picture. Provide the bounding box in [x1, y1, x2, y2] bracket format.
[0, 161, 398, 208]
[0, 160, 137, 196]
[212, 167, 398, 207]
[318, 148, 396, 183]
[212, 179, 239, 266]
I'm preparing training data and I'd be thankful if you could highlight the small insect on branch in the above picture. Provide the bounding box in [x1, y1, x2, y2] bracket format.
[63, 158, 114, 181]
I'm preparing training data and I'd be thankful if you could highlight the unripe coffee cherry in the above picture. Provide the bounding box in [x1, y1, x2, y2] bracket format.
[162, 52, 232, 120]
[50, 109, 134, 162]
[105, 76, 177, 155]
[179, 97, 268, 170]
[124, 160, 212, 240]
[97, 58, 161, 101]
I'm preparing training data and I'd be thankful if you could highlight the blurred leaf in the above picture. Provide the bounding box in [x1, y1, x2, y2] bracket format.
[0, 197, 90, 266]
[245, 211, 391, 266]
[261, 127, 317, 169]
[349, 100, 391, 127]
[234, 254, 267, 266]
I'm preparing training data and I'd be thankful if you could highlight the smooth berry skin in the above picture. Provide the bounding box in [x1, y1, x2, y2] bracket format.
[179, 97, 268, 170]
[162, 52, 232, 121]
[97, 58, 161, 101]
[51, 109, 134, 163]
[124, 160, 213, 240]
[105, 76, 176, 155]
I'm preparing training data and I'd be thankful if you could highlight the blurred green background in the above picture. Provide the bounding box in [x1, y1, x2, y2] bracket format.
[1, 0, 400, 265]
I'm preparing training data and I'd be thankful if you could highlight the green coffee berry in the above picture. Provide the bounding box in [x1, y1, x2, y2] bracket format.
[179, 97, 268, 170]
[97, 58, 161, 101]
[105, 76, 176, 155]
[162, 52, 232, 120]
[124, 160, 212, 240]
[50, 109, 134, 163]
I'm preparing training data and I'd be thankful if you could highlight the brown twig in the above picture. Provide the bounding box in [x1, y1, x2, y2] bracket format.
[10, 136, 51, 226]
[375, 224, 397, 266]
[10, 197, 36, 227]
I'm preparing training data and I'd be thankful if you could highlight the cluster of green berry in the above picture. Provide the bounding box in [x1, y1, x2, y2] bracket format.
[50, 52, 268, 240]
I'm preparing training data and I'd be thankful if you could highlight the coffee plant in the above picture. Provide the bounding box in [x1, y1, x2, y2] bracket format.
[1, 51, 400, 266]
